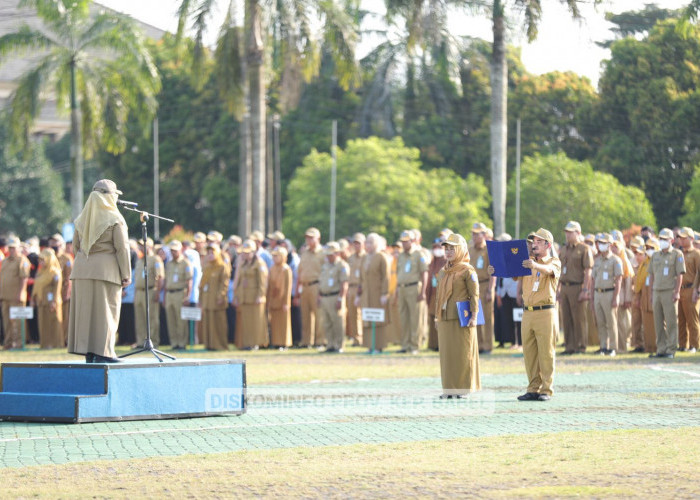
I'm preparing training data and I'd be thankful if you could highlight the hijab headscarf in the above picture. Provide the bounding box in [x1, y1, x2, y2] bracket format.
[201, 244, 225, 288]
[613, 240, 634, 278]
[435, 233, 471, 311]
[34, 248, 61, 292]
[74, 184, 126, 256]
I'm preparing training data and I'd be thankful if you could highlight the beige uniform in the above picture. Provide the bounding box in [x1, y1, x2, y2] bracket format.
[346, 251, 365, 345]
[267, 263, 292, 347]
[32, 267, 62, 349]
[468, 243, 494, 352]
[678, 248, 700, 350]
[134, 254, 164, 346]
[68, 223, 131, 358]
[318, 259, 349, 350]
[396, 247, 428, 351]
[559, 242, 593, 353]
[360, 252, 390, 351]
[635, 257, 656, 353]
[519, 255, 561, 396]
[235, 256, 268, 349]
[416, 246, 432, 345]
[299, 246, 325, 346]
[649, 248, 685, 355]
[199, 260, 229, 350]
[0, 254, 30, 349]
[435, 264, 481, 394]
[164, 256, 193, 348]
[57, 252, 73, 343]
[592, 253, 622, 351]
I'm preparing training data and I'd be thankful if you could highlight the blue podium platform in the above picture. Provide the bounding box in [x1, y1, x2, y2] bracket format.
[0, 359, 246, 423]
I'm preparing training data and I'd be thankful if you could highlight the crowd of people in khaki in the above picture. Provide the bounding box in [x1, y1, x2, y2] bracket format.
[2, 214, 699, 393]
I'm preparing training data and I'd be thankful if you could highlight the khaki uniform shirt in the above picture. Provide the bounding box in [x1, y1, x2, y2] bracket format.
[236, 256, 268, 304]
[319, 259, 349, 295]
[135, 254, 164, 290]
[520, 255, 561, 307]
[347, 252, 365, 286]
[199, 262, 229, 310]
[559, 242, 593, 284]
[468, 244, 490, 283]
[435, 264, 479, 321]
[396, 248, 428, 285]
[649, 248, 685, 291]
[57, 252, 73, 300]
[592, 253, 622, 289]
[299, 246, 324, 284]
[0, 254, 31, 301]
[681, 247, 700, 288]
[71, 223, 131, 285]
[164, 256, 193, 292]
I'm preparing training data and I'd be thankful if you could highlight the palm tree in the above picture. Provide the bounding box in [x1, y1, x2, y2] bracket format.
[178, 0, 358, 234]
[0, 0, 160, 218]
[488, 0, 593, 236]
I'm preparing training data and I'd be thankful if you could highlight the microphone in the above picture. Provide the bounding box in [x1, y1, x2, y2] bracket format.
[116, 200, 139, 208]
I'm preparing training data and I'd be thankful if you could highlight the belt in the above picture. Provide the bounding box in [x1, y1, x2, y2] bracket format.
[523, 304, 555, 311]
[167, 289, 185, 293]
[682, 283, 695, 289]
[561, 281, 583, 286]
[319, 291, 339, 297]
[479, 279, 490, 284]
[303, 280, 319, 286]
[137, 287, 156, 291]
[398, 281, 418, 288]
[595, 287, 614, 293]
[348, 283, 359, 287]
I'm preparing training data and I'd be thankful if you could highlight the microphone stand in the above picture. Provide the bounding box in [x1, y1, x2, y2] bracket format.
[119, 207, 176, 362]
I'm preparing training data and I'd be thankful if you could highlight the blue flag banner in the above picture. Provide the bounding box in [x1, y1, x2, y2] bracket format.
[456, 299, 485, 327]
[486, 239, 530, 278]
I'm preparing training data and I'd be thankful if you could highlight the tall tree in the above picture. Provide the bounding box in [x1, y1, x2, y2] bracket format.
[0, 0, 160, 218]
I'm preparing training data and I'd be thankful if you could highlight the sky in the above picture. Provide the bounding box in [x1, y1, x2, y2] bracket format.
[98, 0, 690, 88]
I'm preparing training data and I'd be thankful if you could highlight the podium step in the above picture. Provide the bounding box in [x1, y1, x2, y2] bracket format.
[0, 359, 246, 423]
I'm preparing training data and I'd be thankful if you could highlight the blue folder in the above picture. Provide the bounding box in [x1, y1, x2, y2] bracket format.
[486, 239, 530, 278]
[456, 299, 485, 327]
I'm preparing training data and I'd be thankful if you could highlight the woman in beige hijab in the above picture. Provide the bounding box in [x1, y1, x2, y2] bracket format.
[199, 243, 230, 350]
[32, 248, 63, 348]
[435, 233, 481, 397]
[233, 239, 268, 349]
[67, 179, 131, 363]
[267, 246, 292, 349]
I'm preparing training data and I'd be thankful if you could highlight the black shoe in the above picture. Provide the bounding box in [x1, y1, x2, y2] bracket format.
[439, 394, 453, 399]
[657, 353, 674, 358]
[397, 349, 408, 353]
[480, 350, 492, 355]
[593, 348, 604, 355]
[606, 349, 616, 357]
[537, 394, 551, 401]
[517, 392, 539, 401]
[560, 350, 574, 356]
[632, 347, 645, 353]
[91, 353, 123, 363]
[649, 353, 659, 358]
[678, 347, 688, 352]
[85, 353, 94, 363]
[324, 347, 337, 353]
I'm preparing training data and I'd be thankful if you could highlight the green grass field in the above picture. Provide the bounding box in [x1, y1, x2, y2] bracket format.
[1, 345, 699, 498]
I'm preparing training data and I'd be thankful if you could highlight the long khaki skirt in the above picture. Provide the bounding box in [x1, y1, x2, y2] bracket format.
[236, 303, 268, 349]
[437, 319, 480, 394]
[67, 279, 121, 358]
[202, 308, 229, 350]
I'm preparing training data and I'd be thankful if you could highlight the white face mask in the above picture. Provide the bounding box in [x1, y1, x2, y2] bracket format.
[646, 249, 655, 257]
[659, 240, 670, 250]
[598, 243, 609, 252]
[432, 248, 445, 258]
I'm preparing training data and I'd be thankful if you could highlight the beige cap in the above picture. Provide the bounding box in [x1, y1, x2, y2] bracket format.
[248, 230, 264, 242]
[228, 235, 242, 246]
[399, 230, 413, 242]
[679, 227, 694, 239]
[338, 239, 349, 251]
[50, 233, 64, 243]
[564, 221, 581, 233]
[352, 232, 366, 243]
[645, 237, 660, 251]
[324, 241, 341, 255]
[526, 232, 536, 242]
[169, 240, 183, 251]
[533, 228, 553, 245]
[596, 233, 612, 244]
[611, 229, 624, 242]
[496, 233, 512, 242]
[6, 236, 19, 248]
[138, 237, 154, 248]
[271, 246, 287, 257]
[193, 232, 206, 243]
[305, 227, 321, 238]
[239, 239, 256, 253]
[207, 230, 223, 242]
[630, 235, 645, 250]
[658, 228, 674, 240]
[471, 222, 487, 233]
[267, 230, 286, 241]
[584, 233, 595, 243]
[442, 233, 467, 247]
[92, 179, 122, 195]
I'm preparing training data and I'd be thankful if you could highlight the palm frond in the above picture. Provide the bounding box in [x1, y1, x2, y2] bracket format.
[0, 25, 57, 65]
[214, 23, 245, 116]
[320, 0, 359, 89]
[176, 0, 195, 41]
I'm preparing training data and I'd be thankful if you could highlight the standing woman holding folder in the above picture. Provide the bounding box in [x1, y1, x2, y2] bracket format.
[435, 233, 480, 397]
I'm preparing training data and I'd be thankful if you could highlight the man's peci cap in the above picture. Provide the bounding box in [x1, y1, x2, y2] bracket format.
[564, 221, 581, 233]
[305, 227, 321, 239]
[658, 228, 674, 240]
[92, 179, 122, 195]
[533, 228, 553, 245]
[441, 233, 466, 247]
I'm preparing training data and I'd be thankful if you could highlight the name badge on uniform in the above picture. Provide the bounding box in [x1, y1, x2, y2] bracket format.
[602, 271, 609, 280]
[328, 278, 334, 287]
[532, 281, 540, 292]
[645, 276, 650, 286]
[47, 292, 54, 301]
[355, 269, 360, 278]
[562, 266, 567, 275]
[203, 284, 208, 292]
[298, 284, 303, 294]
[432, 276, 438, 288]
[404, 261, 411, 273]
[142, 270, 146, 278]
[476, 255, 484, 269]
[663, 267, 669, 276]
[173, 274, 179, 283]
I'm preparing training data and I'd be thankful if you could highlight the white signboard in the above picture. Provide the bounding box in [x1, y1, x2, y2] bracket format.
[181, 306, 202, 321]
[513, 308, 523, 322]
[9, 307, 34, 319]
[362, 308, 385, 323]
